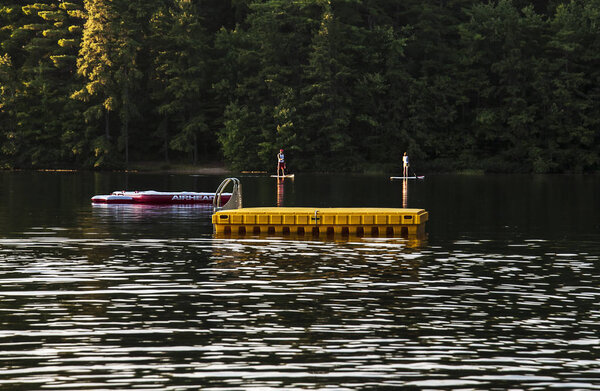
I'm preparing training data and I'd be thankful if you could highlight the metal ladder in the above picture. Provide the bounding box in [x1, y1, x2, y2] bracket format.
[213, 177, 242, 212]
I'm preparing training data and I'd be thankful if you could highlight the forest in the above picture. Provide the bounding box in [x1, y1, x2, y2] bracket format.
[0, 0, 598, 173]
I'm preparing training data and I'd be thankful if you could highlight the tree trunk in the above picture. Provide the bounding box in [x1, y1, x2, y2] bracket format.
[123, 82, 129, 166]
[124, 116, 128, 166]
[105, 109, 110, 140]
[193, 133, 198, 164]
[164, 117, 169, 163]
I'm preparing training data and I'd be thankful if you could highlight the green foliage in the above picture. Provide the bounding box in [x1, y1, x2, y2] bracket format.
[0, 0, 599, 172]
[50, 54, 75, 68]
[0, 0, 86, 169]
[150, 0, 216, 164]
[60, 3, 81, 11]
[57, 38, 77, 47]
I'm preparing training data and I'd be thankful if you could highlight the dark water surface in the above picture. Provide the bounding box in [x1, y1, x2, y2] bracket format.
[0, 171, 599, 390]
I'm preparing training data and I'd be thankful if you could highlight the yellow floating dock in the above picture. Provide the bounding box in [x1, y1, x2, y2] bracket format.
[212, 207, 428, 238]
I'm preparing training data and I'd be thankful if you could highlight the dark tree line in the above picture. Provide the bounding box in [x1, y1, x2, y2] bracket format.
[0, 0, 598, 172]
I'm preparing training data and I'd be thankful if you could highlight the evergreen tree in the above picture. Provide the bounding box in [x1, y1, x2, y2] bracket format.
[215, 25, 269, 171]
[0, 52, 17, 168]
[459, 0, 547, 172]
[74, 0, 152, 167]
[72, 0, 120, 167]
[393, 0, 474, 171]
[216, 0, 318, 171]
[366, 24, 411, 172]
[299, 1, 360, 170]
[0, 0, 598, 173]
[0, 1, 85, 168]
[543, 0, 600, 172]
[151, 0, 215, 164]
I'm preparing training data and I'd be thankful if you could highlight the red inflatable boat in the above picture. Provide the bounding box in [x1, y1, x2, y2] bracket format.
[91, 190, 231, 205]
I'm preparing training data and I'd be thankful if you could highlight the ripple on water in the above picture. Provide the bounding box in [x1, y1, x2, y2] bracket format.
[0, 235, 599, 389]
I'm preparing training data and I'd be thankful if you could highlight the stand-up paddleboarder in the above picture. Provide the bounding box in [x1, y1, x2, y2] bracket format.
[403, 152, 409, 178]
[277, 149, 286, 178]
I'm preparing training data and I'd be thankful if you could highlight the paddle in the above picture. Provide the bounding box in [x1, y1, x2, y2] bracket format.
[410, 168, 423, 179]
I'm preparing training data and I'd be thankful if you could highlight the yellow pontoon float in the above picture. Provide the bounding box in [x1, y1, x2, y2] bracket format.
[212, 178, 428, 239]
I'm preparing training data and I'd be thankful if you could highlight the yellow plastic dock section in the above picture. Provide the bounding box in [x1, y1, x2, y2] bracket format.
[212, 207, 428, 238]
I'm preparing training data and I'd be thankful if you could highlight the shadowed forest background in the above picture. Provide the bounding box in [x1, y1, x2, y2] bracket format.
[0, 0, 598, 173]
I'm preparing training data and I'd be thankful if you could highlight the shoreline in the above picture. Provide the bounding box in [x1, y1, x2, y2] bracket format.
[5, 164, 598, 176]
[3, 161, 233, 175]
[125, 161, 231, 175]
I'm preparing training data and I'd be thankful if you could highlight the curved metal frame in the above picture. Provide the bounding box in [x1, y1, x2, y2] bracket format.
[213, 177, 242, 211]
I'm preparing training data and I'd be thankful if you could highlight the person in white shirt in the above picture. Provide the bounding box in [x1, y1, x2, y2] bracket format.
[277, 149, 285, 177]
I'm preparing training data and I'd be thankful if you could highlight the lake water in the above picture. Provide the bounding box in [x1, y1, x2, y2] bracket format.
[0, 171, 599, 390]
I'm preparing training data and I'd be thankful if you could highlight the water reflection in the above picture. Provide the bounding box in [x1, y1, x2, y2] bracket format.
[277, 178, 284, 206]
[2, 233, 599, 389]
[214, 232, 427, 248]
[2, 172, 600, 390]
[1, 226, 600, 389]
[91, 203, 213, 223]
[210, 237, 422, 278]
[402, 178, 408, 208]
[92, 202, 213, 215]
[88, 204, 215, 238]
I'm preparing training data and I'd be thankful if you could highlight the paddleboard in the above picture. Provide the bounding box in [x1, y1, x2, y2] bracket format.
[390, 176, 425, 180]
[271, 174, 295, 179]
